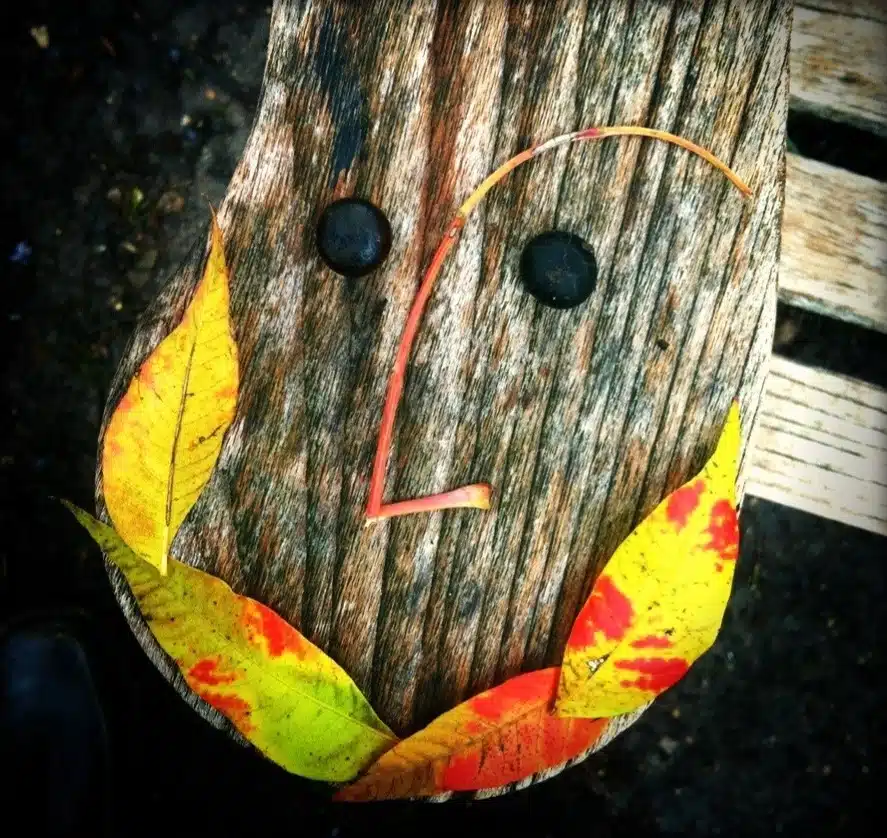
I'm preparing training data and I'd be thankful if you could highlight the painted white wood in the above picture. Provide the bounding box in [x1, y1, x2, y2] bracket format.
[747, 356, 887, 535]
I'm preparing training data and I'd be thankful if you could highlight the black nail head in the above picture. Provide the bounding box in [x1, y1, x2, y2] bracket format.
[519, 230, 597, 310]
[316, 198, 392, 278]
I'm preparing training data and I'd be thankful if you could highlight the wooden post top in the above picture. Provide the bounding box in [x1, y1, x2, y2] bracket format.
[97, 0, 790, 765]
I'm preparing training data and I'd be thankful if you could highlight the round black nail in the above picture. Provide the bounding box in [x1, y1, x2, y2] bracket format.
[519, 230, 597, 310]
[316, 197, 392, 278]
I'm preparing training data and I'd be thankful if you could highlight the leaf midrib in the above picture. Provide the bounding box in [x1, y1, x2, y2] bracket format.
[163, 337, 198, 559]
[354, 698, 599, 797]
[172, 560, 396, 746]
[387, 700, 553, 765]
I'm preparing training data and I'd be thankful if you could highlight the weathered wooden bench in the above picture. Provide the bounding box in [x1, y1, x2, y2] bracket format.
[747, 0, 887, 535]
[98, 0, 793, 791]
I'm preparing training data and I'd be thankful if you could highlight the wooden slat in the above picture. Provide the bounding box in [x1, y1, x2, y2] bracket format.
[780, 152, 887, 332]
[799, 0, 887, 24]
[746, 356, 887, 535]
[790, 6, 887, 134]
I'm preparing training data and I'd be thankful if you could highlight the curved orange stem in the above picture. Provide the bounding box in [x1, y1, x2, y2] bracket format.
[366, 125, 751, 523]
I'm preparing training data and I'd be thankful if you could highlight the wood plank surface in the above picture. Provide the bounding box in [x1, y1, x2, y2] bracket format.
[746, 356, 887, 535]
[798, 0, 887, 24]
[780, 152, 887, 332]
[96, 0, 789, 780]
[790, 6, 887, 134]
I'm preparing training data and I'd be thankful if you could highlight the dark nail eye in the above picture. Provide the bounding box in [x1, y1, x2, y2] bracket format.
[519, 230, 597, 310]
[316, 198, 392, 278]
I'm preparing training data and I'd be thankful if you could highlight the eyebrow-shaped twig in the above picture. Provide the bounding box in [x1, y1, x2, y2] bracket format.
[366, 125, 752, 525]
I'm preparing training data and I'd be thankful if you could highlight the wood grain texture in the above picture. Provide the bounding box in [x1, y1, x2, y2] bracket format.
[746, 356, 887, 535]
[781, 152, 887, 332]
[790, 5, 887, 134]
[95, 0, 789, 778]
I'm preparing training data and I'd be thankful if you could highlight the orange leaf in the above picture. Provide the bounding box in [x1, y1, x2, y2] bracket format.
[556, 403, 741, 718]
[335, 669, 607, 801]
[101, 214, 238, 574]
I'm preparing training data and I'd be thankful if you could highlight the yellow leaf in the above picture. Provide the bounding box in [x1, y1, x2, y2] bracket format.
[64, 502, 397, 782]
[555, 402, 742, 718]
[101, 214, 238, 574]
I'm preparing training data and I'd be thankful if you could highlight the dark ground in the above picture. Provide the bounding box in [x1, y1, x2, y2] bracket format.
[1, 2, 884, 835]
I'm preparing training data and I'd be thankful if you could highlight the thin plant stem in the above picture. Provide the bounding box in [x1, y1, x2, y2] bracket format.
[366, 125, 752, 523]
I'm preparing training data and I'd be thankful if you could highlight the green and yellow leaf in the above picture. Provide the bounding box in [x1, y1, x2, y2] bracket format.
[64, 502, 397, 782]
[101, 215, 238, 574]
[336, 668, 607, 801]
[555, 402, 742, 718]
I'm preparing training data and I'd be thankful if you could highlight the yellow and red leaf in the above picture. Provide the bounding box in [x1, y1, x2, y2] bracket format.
[555, 402, 742, 718]
[64, 503, 397, 782]
[101, 214, 238, 574]
[335, 668, 607, 801]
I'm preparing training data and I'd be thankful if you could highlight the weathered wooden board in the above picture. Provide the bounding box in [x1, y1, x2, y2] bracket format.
[790, 5, 887, 134]
[780, 152, 887, 332]
[798, 0, 887, 24]
[746, 356, 887, 535]
[96, 0, 789, 775]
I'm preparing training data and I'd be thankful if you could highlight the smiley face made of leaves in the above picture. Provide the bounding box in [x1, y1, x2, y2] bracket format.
[66, 124, 747, 800]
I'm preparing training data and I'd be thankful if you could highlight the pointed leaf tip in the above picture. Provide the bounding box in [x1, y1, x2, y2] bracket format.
[100, 211, 239, 574]
[556, 406, 742, 718]
[64, 501, 395, 782]
[718, 400, 742, 464]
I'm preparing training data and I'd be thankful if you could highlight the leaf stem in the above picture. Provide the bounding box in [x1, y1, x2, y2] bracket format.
[366, 125, 751, 523]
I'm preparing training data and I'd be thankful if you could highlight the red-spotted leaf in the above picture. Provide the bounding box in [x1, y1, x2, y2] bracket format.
[335, 668, 608, 801]
[555, 403, 741, 718]
[64, 502, 397, 782]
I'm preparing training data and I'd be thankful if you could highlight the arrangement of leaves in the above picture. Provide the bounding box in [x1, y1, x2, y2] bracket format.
[65, 126, 749, 800]
[335, 405, 741, 800]
[69, 216, 394, 782]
